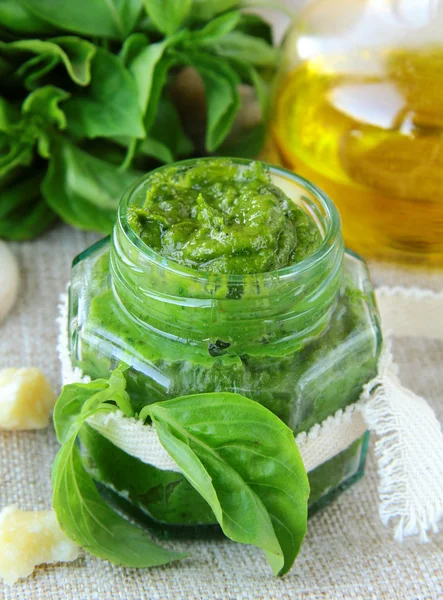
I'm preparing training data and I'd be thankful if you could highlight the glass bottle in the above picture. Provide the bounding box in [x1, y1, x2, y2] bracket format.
[270, 0, 443, 263]
[68, 159, 381, 531]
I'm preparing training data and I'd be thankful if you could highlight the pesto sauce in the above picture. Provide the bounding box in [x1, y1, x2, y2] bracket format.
[127, 160, 322, 274]
[71, 160, 380, 531]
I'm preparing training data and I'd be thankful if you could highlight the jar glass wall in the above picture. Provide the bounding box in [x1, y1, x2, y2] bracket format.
[271, 0, 443, 263]
[68, 159, 381, 530]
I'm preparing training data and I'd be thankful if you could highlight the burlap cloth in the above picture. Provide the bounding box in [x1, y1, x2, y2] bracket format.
[0, 224, 442, 599]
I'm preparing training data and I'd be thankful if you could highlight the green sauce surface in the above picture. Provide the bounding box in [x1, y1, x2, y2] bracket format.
[127, 160, 322, 274]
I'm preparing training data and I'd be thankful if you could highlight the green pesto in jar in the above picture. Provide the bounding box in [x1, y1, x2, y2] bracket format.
[127, 160, 322, 274]
[69, 158, 381, 532]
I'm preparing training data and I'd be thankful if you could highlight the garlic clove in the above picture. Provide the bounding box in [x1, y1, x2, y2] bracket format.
[0, 241, 20, 324]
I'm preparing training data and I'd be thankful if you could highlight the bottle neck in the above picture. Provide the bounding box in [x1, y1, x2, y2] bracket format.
[109, 213, 344, 353]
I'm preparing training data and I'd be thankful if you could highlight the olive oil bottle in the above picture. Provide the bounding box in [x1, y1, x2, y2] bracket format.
[270, 0, 443, 263]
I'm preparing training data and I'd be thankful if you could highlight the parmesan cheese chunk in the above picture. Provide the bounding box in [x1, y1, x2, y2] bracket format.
[0, 505, 79, 585]
[0, 368, 56, 430]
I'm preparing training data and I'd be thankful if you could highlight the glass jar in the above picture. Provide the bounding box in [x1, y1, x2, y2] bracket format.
[270, 0, 443, 263]
[68, 158, 381, 531]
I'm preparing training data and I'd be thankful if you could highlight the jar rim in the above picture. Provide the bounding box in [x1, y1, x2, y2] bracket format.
[117, 157, 342, 283]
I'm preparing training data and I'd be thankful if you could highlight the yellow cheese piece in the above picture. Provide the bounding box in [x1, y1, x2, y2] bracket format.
[0, 505, 79, 585]
[0, 368, 56, 430]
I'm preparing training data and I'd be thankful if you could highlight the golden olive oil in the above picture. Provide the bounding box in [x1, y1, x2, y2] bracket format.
[271, 48, 443, 263]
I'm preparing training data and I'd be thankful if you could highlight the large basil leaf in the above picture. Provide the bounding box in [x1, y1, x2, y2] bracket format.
[63, 48, 144, 139]
[22, 0, 143, 39]
[2, 37, 96, 86]
[142, 392, 309, 575]
[53, 440, 186, 567]
[143, 0, 191, 36]
[42, 139, 141, 233]
[52, 370, 186, 567]
[0, 0, 56, 35]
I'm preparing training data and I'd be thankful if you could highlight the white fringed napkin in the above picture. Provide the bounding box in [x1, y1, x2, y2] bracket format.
[57, 287, 443, 541]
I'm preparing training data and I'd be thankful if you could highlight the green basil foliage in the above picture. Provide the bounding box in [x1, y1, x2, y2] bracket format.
[0, 0, 276, 240]
[52, 370, 309, 575]
[52, 368, 188, 568]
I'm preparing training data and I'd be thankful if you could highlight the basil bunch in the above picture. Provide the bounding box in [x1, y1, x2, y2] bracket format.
[0, 0, 276, 239]
[52, 369, 309, 575]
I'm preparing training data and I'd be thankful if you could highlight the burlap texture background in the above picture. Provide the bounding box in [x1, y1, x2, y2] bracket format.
[1, 225, 442, 599]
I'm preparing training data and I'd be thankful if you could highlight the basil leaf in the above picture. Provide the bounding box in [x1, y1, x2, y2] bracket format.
[126, 41, 168, 114]
[0, 0, 56, 35]
[53, 440, 186, 567]
[15, 54, 59, 90]
[52, 370, 186, 568]
[121, 31, 185, 123]
[191, 11, 241, 43]
[22, 0, 143, 39]
[138, 137, 174, 164]
[236, 13, 273, 44]
[228, 58, 268, 114]
[64, 48, 145, 139]
[215, 122, 266, 159]
[119, 33, 150, 66]
[0, 97, 20, 131]
[177, 50, 241, 151]
[149, 97, 193, 159]
[0, 99, 34, 179]
[143, 392, 309, 575]
[54, 381, 113, 445]
[0, 170, 43, 220]
[0, 142, 33, 179]
[211, 31, 279, 67]
[198, 60, 241, 152]
[190, 0, 239, 21]
[42, 139, 141, 233]
[134, 97, 193, 165]
[55, 369, 134, 444]
[0, 195, 56, 241]
[143, 0, 191, 36]
[22, 85, 70, 130]
[3, 37, 96, 86]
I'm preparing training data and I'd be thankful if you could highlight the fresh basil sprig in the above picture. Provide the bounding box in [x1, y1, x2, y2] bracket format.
[52, 370, 309, 575]
[52, 368, 187, 568]
[0, 1, 277, 240]
[140, 392, 309, 576]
